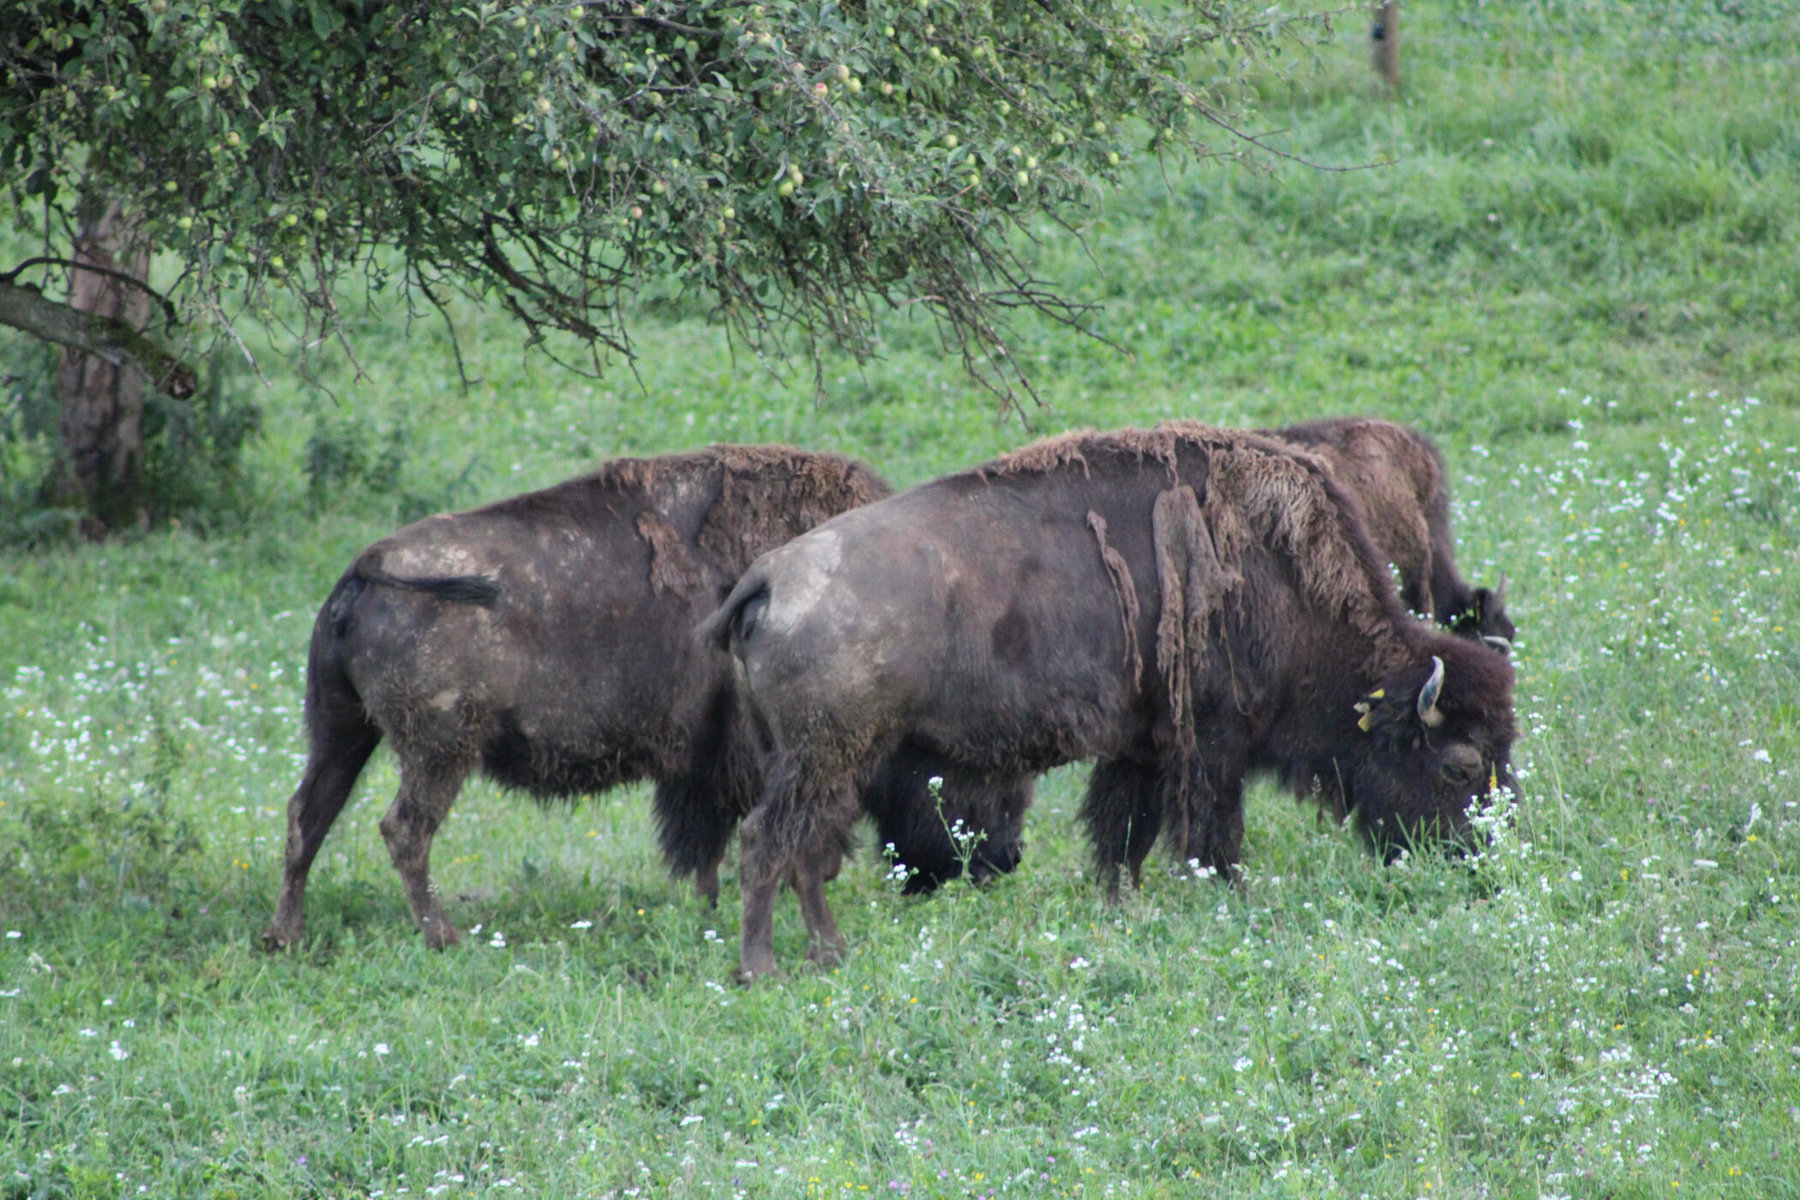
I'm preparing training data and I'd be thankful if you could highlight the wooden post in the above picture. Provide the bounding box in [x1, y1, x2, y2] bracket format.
[1370, 2, 1401, 95]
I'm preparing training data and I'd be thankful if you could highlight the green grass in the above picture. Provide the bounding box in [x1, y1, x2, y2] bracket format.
[4, 3, 1800, 1196]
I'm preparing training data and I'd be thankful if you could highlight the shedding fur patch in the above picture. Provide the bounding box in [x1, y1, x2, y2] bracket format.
[1086, 511, 1143, 686]
[1200, 442, 1411, 677]
[693, 445, 893, 575]
[636, 510, 705, 597]
[1151, 485, 1237, 748]
[1269, 418, 1445, 619]
[979, 422, 1420, 672]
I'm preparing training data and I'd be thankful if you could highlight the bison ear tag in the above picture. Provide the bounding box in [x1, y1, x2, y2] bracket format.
[1354, 701, 1376, 732]
[1368, 689, 1385, 700]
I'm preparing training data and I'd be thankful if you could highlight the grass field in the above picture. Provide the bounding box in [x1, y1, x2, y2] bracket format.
[4, 2, 1800, 1196]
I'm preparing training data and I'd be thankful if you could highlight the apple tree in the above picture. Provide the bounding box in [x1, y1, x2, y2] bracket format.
[1, 0, 1316, 533]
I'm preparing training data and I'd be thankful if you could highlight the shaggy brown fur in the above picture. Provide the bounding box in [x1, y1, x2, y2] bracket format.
[705, 422, 1516, 981]
[262, 444, 1024, 953]
[1087, 511, 1143, 683]
[1266, 417, 1514, 645]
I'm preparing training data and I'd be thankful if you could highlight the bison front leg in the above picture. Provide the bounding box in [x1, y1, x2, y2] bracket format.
[651, 774, 741, 908]
[378, 759, 470, 950]
[1081, 757, 1166, 903]
[261, 712, 382, 951]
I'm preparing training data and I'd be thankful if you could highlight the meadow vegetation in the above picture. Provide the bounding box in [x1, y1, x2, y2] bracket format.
[3, 3, 1798, 1196]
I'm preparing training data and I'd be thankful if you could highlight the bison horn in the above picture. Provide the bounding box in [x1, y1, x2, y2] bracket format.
[1482, 635, 1512, 655]
[1493, 572, 1508, 607]
[1416, 655, 1445, 728]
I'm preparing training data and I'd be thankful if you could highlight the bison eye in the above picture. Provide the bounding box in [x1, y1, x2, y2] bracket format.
[1440, 750, 1485, 788]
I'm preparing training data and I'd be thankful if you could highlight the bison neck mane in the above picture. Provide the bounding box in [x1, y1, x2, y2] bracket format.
[982, 421, 1431, 678]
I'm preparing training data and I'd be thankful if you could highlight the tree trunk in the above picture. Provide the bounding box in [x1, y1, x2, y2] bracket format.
[47, 197, 153, 536]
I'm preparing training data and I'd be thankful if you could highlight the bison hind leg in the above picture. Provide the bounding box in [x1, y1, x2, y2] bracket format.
[1081, 758, 1168, 903]
[262, 686, 383, 951]
[378, 754, 473, 950]
[733, 752, 859, 983]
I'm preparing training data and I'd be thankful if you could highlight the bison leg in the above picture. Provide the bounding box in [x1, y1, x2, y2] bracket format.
[1081, 757, 1166, 903]
[733, 762, 858, 984]
[1194, 772, 1246, 882]
[732, 801, 784, 984]
[377, 757, 470, 950]
[261, 709, 382, 951]
[652, 774, 740, 907]
[792, 845, 847, 967]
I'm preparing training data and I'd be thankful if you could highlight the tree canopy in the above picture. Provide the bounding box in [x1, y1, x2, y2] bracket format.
[3, 0, 1316, 399]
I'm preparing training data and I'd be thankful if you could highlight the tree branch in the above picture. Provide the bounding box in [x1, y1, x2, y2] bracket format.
[0, 279, 199, 399]
[0, 256, 183, 328]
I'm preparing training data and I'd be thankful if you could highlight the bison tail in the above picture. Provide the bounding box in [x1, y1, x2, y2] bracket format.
[697, 566, 770, 653]
[356, 566, 501, 607]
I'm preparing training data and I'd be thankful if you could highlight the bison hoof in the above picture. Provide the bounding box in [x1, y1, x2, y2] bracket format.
[804, 940, 846, 970]
[258, 925, 301, 953]
[732, 960, 782, 986]
[421, 921, 463, 951]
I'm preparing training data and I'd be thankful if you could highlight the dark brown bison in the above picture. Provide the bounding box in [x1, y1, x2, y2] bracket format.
[702, 423, 1516, 981]
[262, 445, 1025, 952]
[1267, 417, 1514, 649]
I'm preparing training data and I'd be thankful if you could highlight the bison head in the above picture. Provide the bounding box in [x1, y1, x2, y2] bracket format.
[1340, 643, 1516, 862]
[1448, 572, 1516, 654]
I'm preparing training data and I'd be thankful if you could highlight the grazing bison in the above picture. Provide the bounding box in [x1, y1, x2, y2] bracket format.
[1267, 417, 1514, 649]
[262, 445, 1024, 952]
[703, 423, 1516, 981]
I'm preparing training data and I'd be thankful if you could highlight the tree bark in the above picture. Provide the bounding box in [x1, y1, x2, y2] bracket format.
[46, 198, 153, 535]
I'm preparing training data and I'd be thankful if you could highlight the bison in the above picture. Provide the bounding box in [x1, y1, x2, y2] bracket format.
[1267, 417, 1514, 648]
[703, 423, 1516, 981]
[262, 444, 1025, 952]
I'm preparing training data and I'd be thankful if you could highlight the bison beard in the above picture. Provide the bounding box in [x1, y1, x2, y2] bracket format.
[704, 423, 1516, 982]
[261, 444, 1025, 953]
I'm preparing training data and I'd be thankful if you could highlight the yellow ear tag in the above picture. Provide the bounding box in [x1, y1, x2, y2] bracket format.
[1368, 689, 1385, 699]
[1358, 710, 1376, 732]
